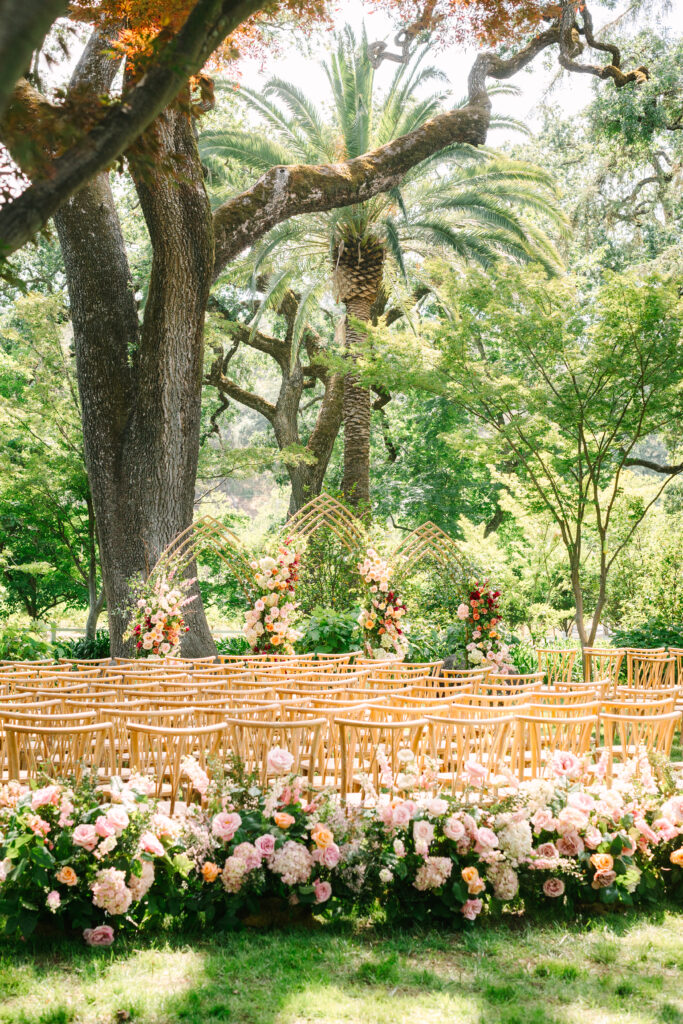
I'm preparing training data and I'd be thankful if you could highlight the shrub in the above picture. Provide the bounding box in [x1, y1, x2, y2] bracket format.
[405, 622, 466, 664]
[56, 630, 110, 660]
[0, 625, 54, 661]
[297, 607, 361, 654]
[214, 634, 251, 656]
[611, 620, 683, 651]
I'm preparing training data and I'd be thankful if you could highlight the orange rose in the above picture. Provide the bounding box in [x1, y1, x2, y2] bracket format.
[671, 848, 683, 867]
[274, 812, 296, 829]
[56, 866, 78, 887]
[311, 824, 334, 849]
[202, 861, 220, 883]
[590, 853, 614, 872]
[461, 866, 485, 894]
[265, 622, 274, 631]
[472, 613, 480, 621]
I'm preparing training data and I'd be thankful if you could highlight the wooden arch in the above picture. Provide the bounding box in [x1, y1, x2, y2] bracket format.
[391, 520, 464, 583]
[282, 492, 367, 552]
[148, 516, 256, 599]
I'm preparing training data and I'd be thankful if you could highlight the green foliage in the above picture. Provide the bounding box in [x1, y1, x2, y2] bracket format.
[611, 621, 683, 652]
[0, 625, 53, 661]
[214, 634, 251, 656]
[295, 529, 363, 617]
[506, 637, 538, 675]
[405, 621, 466, 664]
[297, 606, 361, 654]
[56, 631, 110, 660]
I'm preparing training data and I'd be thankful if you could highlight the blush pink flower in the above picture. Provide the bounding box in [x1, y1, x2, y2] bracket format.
[104, 806, 130, 833]
[557, 806, 589, 834]
[255, 834, 276, 858]
[584, 826, 603, 850]
[72, 824, 98, 851]
[457, 603, 470, 620]
[474, 827, 498, 853]
[543, 877, 565, 898]
[83, 925, 115, 947]
[95, 816, 116, 839]
[313, 879, 332, 903]
[319, 842, 341, 868]
[425, 798, 449, 817]
[652, 818, 678, 842]
[392, 803, 413, 828]
[267, 746, 295, 776]
[567, 791, 595, 814]
[535, 842, 558, 860]
[465, 758, 487, 787]
[444, 815, 466, 842]
[460, 898, 483, 921]
[413, 820, 435, 846]
[212, 812, 242, 842]
[139, 831, 165, 857]
[531, 808, 556, 834]
[31, 785, 61, 811]
[551, 751, 581, 778]
[556, 831, 584, 857]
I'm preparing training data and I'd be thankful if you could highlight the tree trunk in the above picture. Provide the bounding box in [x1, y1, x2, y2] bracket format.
[342, 299, 373, 508]
[55, 101, 217, 656]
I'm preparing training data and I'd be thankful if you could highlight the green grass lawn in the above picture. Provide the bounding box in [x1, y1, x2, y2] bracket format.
[1, 909, 681, 1024]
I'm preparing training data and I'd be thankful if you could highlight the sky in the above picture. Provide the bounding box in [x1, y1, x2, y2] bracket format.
[234, 0, 677, 143]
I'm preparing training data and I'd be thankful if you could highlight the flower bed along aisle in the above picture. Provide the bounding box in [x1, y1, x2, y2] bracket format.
[0, 749, 681, 944]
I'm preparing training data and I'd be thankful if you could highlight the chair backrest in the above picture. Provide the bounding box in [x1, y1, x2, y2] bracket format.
[602, 696, 677, 715]
[511, 707, 597, 780]
[668, 647, 683, 685]
[126, 721, 229, 810]
[582, 647, 624, 687]
[426, 714, 515, 795]
[5, 721, 115, 783]
[536, 647, 578, 685]
[600, 711, 679, 773]
[224, 717, 326, 788]
[627, 654, 675, 689]
[335, 716, 426, 802]
[479, 675, 544, 696]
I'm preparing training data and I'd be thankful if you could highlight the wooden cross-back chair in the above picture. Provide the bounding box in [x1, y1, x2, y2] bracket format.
[627, 654, 675, 690]
[6, 721, 116, 784]
[335, 715, 427, 802]
[599, 711, 679, 776]
[511, 705, 598, 780]
[127, 720, 231, 810]
[477, 674, 544, 697]
[536, 647, 579, 685]
[224, 716, 326, 789]
[582, 647, 624, 689]
[425, 713, 515, 795]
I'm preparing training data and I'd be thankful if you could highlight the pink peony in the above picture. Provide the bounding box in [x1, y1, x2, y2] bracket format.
[139, 831, 165, 857]
[543, 877, 565, 898]
[460, 898, 483, 921]
[313, 879, 332, 903]
[267, 746, 295, 776]
[465, 758, 487, 787]
[255, 834, 276, 858]
[212, 812, 242, 842]
[83, 925, 115, 947]
[72, 824, 98, 851]
[31, 785, 61, 811]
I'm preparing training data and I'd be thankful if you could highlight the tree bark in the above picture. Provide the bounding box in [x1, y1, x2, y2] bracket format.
[342, 298, 374, 508]
[0, 0, 67, 117]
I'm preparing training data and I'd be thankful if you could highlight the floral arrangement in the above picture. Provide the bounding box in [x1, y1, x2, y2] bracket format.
[243, 544, 302, 654]
[0, 749, 680, 945]
[357, 547, 408, 659]
[127, 569, 196, 658]
[457, 580, 514, 674]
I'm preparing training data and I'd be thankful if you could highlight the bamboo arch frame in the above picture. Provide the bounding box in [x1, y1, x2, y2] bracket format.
[148, 516, 257, 599]
[391, 520, 465, 584]
[281, 492, 368, 552]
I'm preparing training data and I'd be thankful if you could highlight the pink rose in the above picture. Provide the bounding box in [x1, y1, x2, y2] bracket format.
[531, 809, 556, 834]
[474, 827, 498, 852]
[31, 785, 61, 811]
[444, 815, 466, 842]
[591, 869, 616, 889]
[313, 879, 332, 903]
[557, 806, 589, 834]
[426, 798, 449, 817]
[379, 804, 395, 827]
[320, 842, 341, 868]
[567, 792, 595, 814]
[556, 831, 584, 857]
[457, 603, 469, 620]
[413, 820, 435, 846]
[72, 824, 98, 851]
[584, 826, 603, 850]
[139, 831, 165, 857]
[465, 758, 486, 787]
[543, 877, 565, 898]
[105, 807, 130, 833]
[652, 819, 678, 842]
[551, 752, 581, 778]
[212, 812, 242, 843]
[255, 834, 276, 858]
[266, 746, 295, 776]
[392, 803, 412, 828]
[535, 843, 558, 859]
[619, 834, 638, 856]
[460, 898, 483, 921]
[95, 816, 116, 839]
[46, 890, 61, 912]
[83, 925, 115, 947]
[661, 796, 683, 826]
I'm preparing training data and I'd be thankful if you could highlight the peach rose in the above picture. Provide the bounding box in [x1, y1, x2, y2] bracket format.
[56, 866, 78, 887]
[461, 866, 485, 895]
[202, 861, 220, 883]
[274, 812, 296, 829]
[589, 853, 614, 873]
[311, 824, 334, 850]
[670, 848, 683, 867]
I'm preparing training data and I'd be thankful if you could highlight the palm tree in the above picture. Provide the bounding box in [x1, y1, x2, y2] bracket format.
[201, 27, 567, 509]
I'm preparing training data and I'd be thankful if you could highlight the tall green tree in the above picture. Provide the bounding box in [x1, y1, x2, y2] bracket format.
[202, 27, 565, 509]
